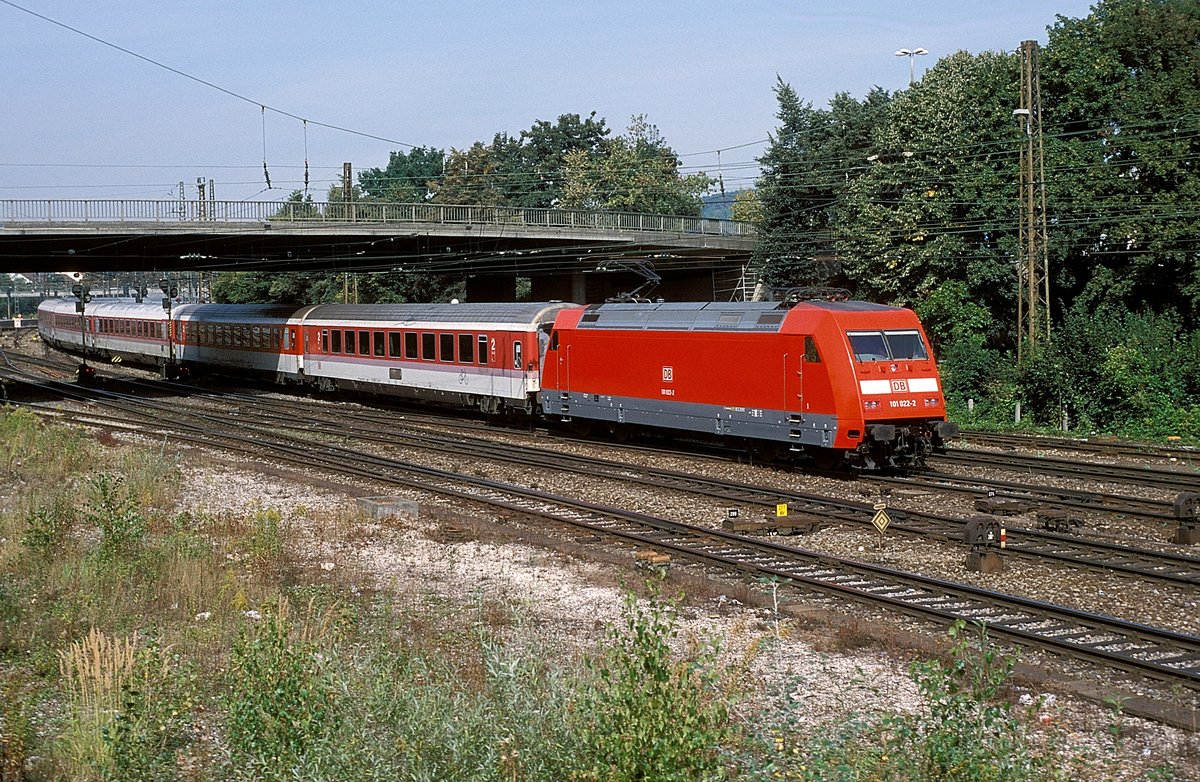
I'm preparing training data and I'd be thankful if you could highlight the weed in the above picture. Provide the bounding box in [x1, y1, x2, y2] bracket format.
[84, 474, 148, 565]
[102, 642, 196, 782]
[21, 492, 77, 557]
[55, 627, 141, 778]
[571, 583, 732, 782]
[224, 596, 339, 779]
[243, 505, 286, 573]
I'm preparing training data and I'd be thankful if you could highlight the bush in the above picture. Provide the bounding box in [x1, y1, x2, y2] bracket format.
[224, 598, 339, 780]
[571, 589, 732, 782]
[102, 643, 196, 782]
[748, 622, 1090, 781]
[21, 493, 77, 558]
[85, 474, 148, 565]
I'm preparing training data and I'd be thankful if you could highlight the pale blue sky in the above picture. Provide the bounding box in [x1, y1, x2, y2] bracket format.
[1, 1, 1096, 202]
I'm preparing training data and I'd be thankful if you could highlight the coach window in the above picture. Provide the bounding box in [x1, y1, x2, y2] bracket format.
[358, 330, 370, 355]
[804, 336, 821, 363]
[388, 332, 401, 358]
[421, 332, 435, 360]
[478, 334, 489, 364]
[373, 331, 385, 357]
[344, 330, 355, 354]
[458, 333, 474, 363]
[331, 329, 342, 353]
[439, 333, 454, 362]
[251, 327, 260, 349]
[405, 332, 418, 359]
[319, 330, 328, 352]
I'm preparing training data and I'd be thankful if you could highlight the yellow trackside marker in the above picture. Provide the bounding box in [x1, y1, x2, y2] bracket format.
[776, 503, 788, 518]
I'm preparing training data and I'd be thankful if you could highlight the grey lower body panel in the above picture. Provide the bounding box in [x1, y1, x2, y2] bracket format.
[539, 391, 838, 447]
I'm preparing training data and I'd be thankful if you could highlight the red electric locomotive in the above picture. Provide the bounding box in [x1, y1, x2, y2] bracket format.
[539, 299, 956, 469]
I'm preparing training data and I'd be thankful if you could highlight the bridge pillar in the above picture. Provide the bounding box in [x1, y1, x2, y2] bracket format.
[531, 272, 587, 304]
[466, 275, 516, 303]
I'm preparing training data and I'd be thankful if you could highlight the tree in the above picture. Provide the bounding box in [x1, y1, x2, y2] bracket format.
[428, 142, 508, 206]
[559, 115, 712, 215]
[357, 146, 445, 203]
[514, 112, 611, 208]
[836, 50, 1020, 315]
[1042, 0, 1200, 325]
[270, 190, 321, 221]
[754, 78, 891, 287]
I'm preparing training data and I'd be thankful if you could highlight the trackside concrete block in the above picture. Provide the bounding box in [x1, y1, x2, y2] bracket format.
[357, 496, 420, 521]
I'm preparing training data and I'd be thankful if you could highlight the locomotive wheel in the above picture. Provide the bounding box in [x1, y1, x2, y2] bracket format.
[805, 446, 845, 471]
[608, 423, 633, 443]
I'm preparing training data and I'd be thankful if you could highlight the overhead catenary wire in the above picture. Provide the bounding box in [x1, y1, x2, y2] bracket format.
[0, 0, 419, 150]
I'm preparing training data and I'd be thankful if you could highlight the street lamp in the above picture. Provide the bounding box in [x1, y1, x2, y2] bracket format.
[895, 47, 928, 85]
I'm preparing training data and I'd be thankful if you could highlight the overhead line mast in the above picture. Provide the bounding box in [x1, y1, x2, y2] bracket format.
[1016, 39, 1051, 363]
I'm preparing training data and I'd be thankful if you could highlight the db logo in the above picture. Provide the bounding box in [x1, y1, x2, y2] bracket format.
[890, 379, 909, 393]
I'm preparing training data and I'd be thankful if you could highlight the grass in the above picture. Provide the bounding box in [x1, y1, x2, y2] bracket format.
[0, 405, 1181, 780]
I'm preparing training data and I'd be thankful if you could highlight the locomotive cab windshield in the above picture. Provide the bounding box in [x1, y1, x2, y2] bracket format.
[847, 330, 929, 362]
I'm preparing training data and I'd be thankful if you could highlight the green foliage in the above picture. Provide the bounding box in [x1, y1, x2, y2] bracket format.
[244, 505, 285, 570]
[571, 589, 731, 782]
[358, 146, 446, 203]
[0, 405, 93, 483]
[102, 644, 196, 782]
[750, 622, 1083, 781]
[21, 492, 76, 557]
[225, 602, 339, 779]
[559, 114, 713, 216]
[211, 269, 464, 306]
[84, 474, 148, 564]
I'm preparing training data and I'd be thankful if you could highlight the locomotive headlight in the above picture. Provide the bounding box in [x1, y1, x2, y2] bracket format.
[924, 397, 940, 407]
[864, 400, 880, 411]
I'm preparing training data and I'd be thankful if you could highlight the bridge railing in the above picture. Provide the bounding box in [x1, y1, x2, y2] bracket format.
[1, 199, 754, 237]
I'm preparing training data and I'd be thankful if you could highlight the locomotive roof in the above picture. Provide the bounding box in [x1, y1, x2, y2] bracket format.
[575, 300, 902, 332]
[302, 302, 576, 327]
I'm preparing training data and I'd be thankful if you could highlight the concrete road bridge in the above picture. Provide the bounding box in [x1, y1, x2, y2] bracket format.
[1, 199, 758, 302]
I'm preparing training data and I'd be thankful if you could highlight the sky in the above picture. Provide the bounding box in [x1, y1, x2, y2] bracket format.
[1, 0, 1098, 204]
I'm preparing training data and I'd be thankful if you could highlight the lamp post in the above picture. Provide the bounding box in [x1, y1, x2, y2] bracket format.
[895, 47, 928, 85]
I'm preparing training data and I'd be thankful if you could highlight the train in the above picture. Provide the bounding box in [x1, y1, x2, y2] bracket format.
[37, 296, 958, 469]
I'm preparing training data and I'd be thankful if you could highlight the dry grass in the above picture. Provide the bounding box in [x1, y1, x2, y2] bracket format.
[57, 627, 139, 710]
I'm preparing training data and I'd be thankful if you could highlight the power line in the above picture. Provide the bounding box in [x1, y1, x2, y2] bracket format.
[0, 0, 419, 150]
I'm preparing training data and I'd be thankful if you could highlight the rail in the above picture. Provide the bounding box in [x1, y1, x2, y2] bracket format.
[0, 199, 754, 237]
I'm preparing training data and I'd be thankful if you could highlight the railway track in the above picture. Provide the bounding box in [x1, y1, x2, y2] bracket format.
[960, 429, 1200, 463]
[5, 352, 1198, 588]
[4, 360, 1200, 718]
[936, 448, 1200, 492]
